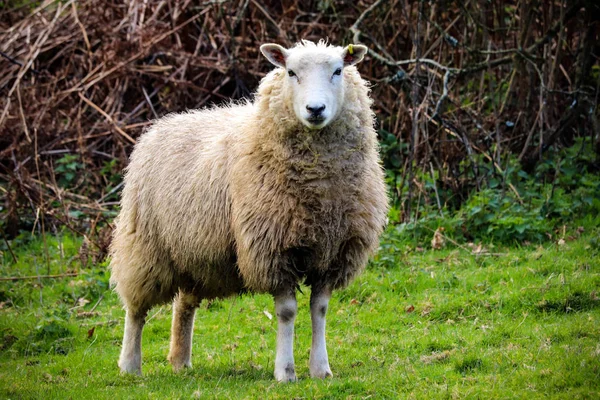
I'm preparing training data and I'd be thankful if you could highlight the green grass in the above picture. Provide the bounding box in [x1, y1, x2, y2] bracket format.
[1, 231, 599, 399]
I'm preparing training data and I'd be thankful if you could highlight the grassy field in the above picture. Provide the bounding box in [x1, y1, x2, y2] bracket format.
[1, 230, 599, 399]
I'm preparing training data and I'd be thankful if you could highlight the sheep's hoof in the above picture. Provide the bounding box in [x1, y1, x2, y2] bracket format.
[170, 361, 192, 372]
[310, 364, 333, 379]
[168, 354, 192, 372]
[118, 361, 142, 376]
[274, 364, 297, 383]
[173, 362, 192, 372]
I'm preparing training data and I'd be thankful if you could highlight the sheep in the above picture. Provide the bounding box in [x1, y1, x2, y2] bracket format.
[109, 39, 389, 382]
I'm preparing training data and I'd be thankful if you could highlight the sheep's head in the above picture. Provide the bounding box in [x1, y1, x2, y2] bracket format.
[260, 41, 368, 130]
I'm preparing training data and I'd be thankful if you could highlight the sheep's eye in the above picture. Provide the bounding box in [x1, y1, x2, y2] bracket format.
[288, 70, 296, 77]
[333, 68, 342, 76]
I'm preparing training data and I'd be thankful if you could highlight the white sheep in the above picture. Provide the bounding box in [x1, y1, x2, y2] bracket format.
[109, 39, 388, 382]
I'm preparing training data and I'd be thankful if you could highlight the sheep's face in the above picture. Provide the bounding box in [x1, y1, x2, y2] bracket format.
[261, 41, 368, 130]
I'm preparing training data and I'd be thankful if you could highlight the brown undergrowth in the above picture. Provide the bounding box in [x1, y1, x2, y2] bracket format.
[1, 0, 598, 248]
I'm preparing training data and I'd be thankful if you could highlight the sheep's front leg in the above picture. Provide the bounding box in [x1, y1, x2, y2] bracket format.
[168, 291, 199, 371]
[274, 291, 298, 382]
[118, 309, 147, 375]
[309, 286, 333, 378]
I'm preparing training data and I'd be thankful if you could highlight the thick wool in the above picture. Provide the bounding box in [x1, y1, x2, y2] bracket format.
[109, 40, 388, 379]
[111, 57, 387, 309]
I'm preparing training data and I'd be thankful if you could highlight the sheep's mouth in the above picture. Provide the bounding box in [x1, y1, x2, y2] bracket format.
[306, 116, 326, 126]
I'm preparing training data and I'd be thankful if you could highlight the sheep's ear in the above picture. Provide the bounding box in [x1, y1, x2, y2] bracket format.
[342, 44, 368, 66]
[260, 44, 288, 68]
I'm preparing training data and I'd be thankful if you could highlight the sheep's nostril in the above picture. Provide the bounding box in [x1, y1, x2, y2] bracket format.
[306, 104, 326, 116]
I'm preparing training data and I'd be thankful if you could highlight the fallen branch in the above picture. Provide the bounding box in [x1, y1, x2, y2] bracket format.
[1, 231, 18, 263]
[78, 92, 136, 144]
[0, 272, 78, 281]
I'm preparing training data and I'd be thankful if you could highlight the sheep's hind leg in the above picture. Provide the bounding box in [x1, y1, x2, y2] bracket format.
[274, 291, 298, 382]
[168, 291, 200, 371]
[118, 308, 148, 375]
[309, 286, 333, 378]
